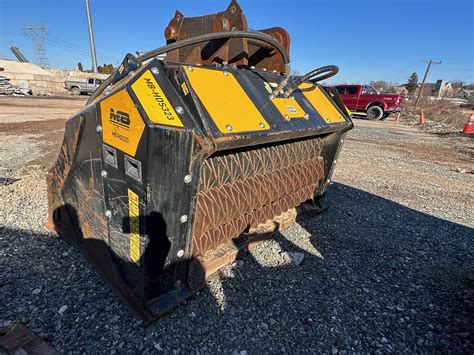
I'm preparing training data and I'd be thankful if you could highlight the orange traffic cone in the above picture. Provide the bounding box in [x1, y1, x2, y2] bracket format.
[462, 113, 474, 135]
[419, 110, 425, 125]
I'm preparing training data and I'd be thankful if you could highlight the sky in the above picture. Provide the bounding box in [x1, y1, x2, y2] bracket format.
[1, 0, 473, 84]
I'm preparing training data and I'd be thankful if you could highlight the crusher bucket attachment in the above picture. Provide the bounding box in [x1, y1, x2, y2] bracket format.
[47, 0, 353, 322]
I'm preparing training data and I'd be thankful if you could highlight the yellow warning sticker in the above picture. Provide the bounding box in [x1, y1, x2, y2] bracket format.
[181, 82, 189, 96]
[131, 70, 184, 127]
[128, 188, 140, 264]
[100, 89, 145, 157]
[271, 97, 307, 120]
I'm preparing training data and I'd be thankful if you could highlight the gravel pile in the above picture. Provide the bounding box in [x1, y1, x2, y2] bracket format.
[1, 122, 473, 353]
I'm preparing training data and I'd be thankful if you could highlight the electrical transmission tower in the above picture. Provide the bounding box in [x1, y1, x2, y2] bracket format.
[23, 25, 50, 68]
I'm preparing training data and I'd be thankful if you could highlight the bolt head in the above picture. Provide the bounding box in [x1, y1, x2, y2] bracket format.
[284, 114, 290, 120]
[177, 249, 185, 258]
[101, 170, 107, 178]
[128, 71, 134, 76]
[105, 210, 112, 218]
[184, 175, 192, 184]
[259, 122, 265, 128]
[176, 106, 184, 115]
[250, 66, 256, 70]
[223, 71, 229, 76]
[226, 124, 233, 131]
[222, 61, 228, 65]
[304, 114, 309, 119]
[151, 67, 159, 75]
[180, 215, 188, 223]
[187, 66, 193, 71]
[96, 125, 103, 133]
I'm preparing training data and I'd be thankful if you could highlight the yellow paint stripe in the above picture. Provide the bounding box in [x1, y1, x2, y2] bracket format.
[128, 188, 140, 263]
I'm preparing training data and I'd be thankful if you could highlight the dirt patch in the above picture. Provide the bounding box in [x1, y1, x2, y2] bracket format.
[0, 96, 83, 176]
[0, 96, 86, 123]
[0, 119, 67, 134]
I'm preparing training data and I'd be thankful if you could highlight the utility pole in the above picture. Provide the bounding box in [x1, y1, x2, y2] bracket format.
[23, 25, 50, 68]
[415, 59, 441, 107]
[85, 0, 98, 73]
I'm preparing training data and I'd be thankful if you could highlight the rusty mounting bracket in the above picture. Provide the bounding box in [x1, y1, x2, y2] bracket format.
[164, 0, 290, 73]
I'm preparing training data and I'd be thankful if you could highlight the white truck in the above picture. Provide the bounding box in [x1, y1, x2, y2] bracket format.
[65, 77, 103, 95]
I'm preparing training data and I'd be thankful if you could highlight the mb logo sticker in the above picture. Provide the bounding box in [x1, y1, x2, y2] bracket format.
[110, 109, 130, 128]
[100, 89, 145, 157]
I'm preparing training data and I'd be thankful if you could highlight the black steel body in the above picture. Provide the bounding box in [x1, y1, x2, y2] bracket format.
[47, 58, 353, 322]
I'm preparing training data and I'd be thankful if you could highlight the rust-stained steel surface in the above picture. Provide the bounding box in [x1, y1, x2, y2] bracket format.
[193, 138, 324, 256]
[0, 322, 59, 355]
[164, 0, 290, 73]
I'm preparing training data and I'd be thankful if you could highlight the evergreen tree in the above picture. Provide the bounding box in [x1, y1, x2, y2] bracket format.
[405, 72, 418, 94]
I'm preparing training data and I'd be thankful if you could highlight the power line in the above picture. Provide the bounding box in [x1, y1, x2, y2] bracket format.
[23, 25, 50, 68]
[44, 40, 91, 59]
[45, 33, 118, 62]
[393, 61, 420, 76]
[431, 55, 474, 60]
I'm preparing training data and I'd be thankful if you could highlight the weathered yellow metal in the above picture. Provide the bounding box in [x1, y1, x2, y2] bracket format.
[271, 97, 307, 120]
[184, 66, 270, 133]
[99, 89, 145, 157]
[300, 84, 346, 124]
[132, 70, 184, 127]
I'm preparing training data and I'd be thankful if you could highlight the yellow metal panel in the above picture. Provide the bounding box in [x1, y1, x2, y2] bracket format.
[128, 189, 140, 264]
[184, 66, 269, 133]
[100, 89, 145, 157]
[300, 84, 345, 124]
[271, 97, 307, 120]
[131, 70, 184, 127]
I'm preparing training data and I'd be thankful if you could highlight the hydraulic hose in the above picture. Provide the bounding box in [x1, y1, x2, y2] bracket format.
[88, 31, 290, 104]
[283, 65, 339, 97]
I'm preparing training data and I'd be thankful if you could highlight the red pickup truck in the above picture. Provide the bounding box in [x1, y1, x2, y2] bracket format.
[334, 85, 405, 120]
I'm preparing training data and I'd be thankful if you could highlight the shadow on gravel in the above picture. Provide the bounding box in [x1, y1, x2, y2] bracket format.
[0, 183, 472, 353]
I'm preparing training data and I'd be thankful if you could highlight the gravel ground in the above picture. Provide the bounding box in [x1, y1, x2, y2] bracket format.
[399, 113, 465, 135]
[1, 98, 473, 353]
